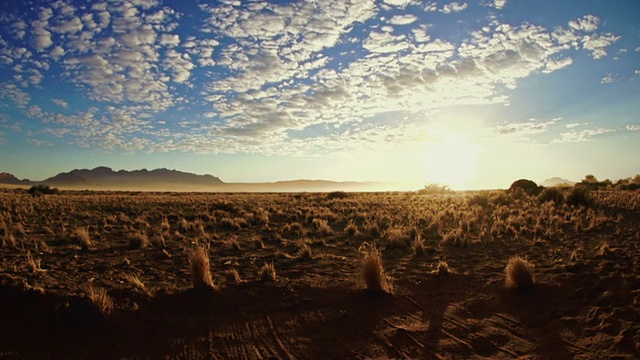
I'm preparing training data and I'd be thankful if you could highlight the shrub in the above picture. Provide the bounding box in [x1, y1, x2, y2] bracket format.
[504, 256, 535, 290]
[539, 187, 564, 205]
[566, 187, 594, 207]
[258, 262, 276, 282]
[360, 244, 393, 294]
[509, 179, 542, 196]
[326, 191, 349, 200]
[188, 246, 215, 289]
[28, 184, 58, 196]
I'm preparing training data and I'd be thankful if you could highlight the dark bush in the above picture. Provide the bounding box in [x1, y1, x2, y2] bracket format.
[28, 184, 59, 196]
[566, 187, 593, 207]
[509, 179, 542, 196]
[326, 191, 349, 200]
[539, 187, 564, 205]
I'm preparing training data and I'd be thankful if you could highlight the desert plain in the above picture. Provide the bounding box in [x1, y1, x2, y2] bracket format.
[0, 187, 639, 359]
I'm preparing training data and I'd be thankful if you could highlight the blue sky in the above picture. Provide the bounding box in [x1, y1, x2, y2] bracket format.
[0, 0, 638, 190]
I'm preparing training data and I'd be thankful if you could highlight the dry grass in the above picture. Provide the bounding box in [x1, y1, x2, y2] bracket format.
[436, 259, 449, 275]
[74, 227, 91, 250]
[258, 262, 277, 282]
[128, 231, 149, 249]
[504, 256, 535, 290]
[125, 274, 148, 294]
[86, 287, 114, 317]
[360, 244, 393, 294]
[188, 246, 215, 289]
[225, 269, 242, 283]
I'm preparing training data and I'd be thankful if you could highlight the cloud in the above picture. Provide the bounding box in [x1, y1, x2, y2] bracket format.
[553, 128, 614, 143]
[441, 2, 468, 14]
[0, 0, 626, 156]
[52, 99, 69, 108]
[0, 82, 31, 108]
[492, 0, 507, 9]
[495, 118, 558, 136]
[600, 73, 616, 84]
[568, 15, 600, 32]
[388, 14, 418, 25]
[582, 33, 621, 59]
[31, 8, 54, 51]
[626, 124, 640, 131]
[53, 16, 83, 34]
[382, 0, 414, 7]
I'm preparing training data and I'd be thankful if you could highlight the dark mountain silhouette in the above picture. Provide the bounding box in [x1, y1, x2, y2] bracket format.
[42, 167, 224, 189]
[0, 172, 34, 185]
[1, 167, 384, 192]
[541, 177, 576, 187]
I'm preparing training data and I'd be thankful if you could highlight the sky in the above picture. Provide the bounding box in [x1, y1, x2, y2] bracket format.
[0, 0, 639, 190]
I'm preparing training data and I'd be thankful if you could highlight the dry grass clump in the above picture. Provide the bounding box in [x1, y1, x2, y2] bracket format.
[74, 227, 91, 250]
[188, 246, 215, 289]
[125, 274, 148, 295]
[225, 269, 242, 283]
[128, 231, 149, 249]
[360, 244, 393, 294]
[258, 262, 277, 282]
[413, 235, 426, 256]
[437, 259, 449, 275]
[25, 251, 42, 272]
[86, 287, 114, 318]
[296, 243, 313, 259]
[311, 218, 334, 237]
[504, 256, 535, 290]
[224, 236, 242, 251]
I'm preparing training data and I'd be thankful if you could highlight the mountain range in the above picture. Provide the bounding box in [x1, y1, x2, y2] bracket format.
[540, 177, 576, 187]
[0, 167, 383, 192]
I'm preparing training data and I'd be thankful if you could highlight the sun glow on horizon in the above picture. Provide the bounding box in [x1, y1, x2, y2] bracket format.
[421, 132, 480, 189]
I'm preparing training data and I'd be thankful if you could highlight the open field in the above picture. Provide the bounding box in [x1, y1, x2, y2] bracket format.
[1, 188, 639, 359]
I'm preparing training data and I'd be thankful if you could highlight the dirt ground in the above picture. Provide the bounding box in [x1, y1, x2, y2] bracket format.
[0, 189, 639, 359]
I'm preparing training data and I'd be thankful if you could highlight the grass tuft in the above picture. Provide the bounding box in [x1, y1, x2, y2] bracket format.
[86, 287, 114, 317]
[504, 256, 535, 290]
[258, 262, 277, 282]
[360, 243, 393, 294]
[188, 246, 215, 289]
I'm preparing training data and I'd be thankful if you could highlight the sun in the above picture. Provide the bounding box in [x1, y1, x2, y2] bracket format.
[421, 133, 479, 189]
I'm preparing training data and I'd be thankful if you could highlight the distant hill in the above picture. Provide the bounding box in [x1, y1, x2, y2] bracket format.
[0, 172, 34, 185]
[541, 177, 576, 187]
[41, 167, 224, 189]
[1, 167, 385, 192]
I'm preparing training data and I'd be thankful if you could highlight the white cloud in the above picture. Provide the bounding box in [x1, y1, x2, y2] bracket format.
[159, 34, 180, 47]
[493, 0, 507, 9]
[582, 33, 620, 59]
[382, 0, 414, 7]
[600, 73, 616, 84]
[52, 99, 69, 108]
[626, 124, 640, 131]
[495, 118, 558, 136]
[568, 15, 600, 32]
[53, 16, 83, 34]
[388, 14, 418, 25]
[553, 128, 614, 143]
[441, 2, 468, 14]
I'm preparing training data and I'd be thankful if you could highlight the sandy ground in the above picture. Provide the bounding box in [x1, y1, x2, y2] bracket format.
[0, 189, 639, 359]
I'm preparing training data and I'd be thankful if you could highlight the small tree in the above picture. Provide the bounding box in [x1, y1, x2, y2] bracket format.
[583, 174, 597, 183]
